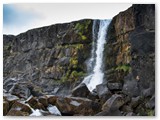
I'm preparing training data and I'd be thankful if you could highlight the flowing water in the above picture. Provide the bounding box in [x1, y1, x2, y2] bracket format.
[83, 20, 110, 92]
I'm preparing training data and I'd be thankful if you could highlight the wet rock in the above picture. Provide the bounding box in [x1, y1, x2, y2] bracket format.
[3, 93, 19, 107]
[56, 96, 101, 115]
[9, 83, 31, 99]
[102, 94, 125, 111]
[71, 83, 90, 98]
[107, 82, 123, 91]
[47, 95, 58, 105]
[7, 101, 32, 116]
[38, 96, 48, 107]
[96, 83, 112, 103]
[3, 100, 9, 116]
[47, 104, 62, 116]
[27, 96, 45, 110]
[7, 110, 29, 116]
[122, 74, 140, 97]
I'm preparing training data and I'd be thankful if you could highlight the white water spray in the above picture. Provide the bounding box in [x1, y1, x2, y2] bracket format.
[83, 20, 110, 92]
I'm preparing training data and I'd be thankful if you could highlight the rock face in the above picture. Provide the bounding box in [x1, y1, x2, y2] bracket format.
[104, 4, 155, 115]
[3, 19, 93, 95]
[3, 4, 155, 116]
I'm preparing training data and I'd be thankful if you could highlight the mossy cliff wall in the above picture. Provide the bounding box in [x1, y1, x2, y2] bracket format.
[104, 4, 155, 115]
[3, 19, 93, 95]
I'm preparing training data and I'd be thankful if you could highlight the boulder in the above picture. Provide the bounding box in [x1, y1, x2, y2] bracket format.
[38, 96, 48, 107]
[102, 94, 125, 111]
[131, 96, 142, 109]
[96, 83, 112, 103]
[56, 96, 101, 116]
[3, 100, 9, 116]
[122, 74, 140, 97]
[107, 82, 123, 91]
[7, 110, 29, 116]
[3, 93, 19, 107]
[71, 83, 90, 98]
[7, 101, 32, 116]
[47, 104, 62, 116]
[27, 96, 45, 110]
[47, 95, 58, 105]
[9, 83, 31, 99]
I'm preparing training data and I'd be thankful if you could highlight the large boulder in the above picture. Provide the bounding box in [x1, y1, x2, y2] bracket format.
[56, 96, 101, 116]
[96, 83, 112, 103]
[71, 83, 90, 98]
[7, 101, 32, 116]
[3, 100, 9, 116]
[47, 95, 58, 105]
[102, 94, 125, 111]
[38, 96, 48, 107]
[9, 83, 31, 99]
[3, 93, 19, 107]
[27, 96, 45, 110]
[107, 82, 123, 91]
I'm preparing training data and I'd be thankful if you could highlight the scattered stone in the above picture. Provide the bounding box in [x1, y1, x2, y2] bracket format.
[3, 93, 19, 107]
[107, 82, 123, 91]
[71, 83, 90, 98]
[7, 110, 29, 116]
[131, 96, 142, 109]
[47, 104, 61, 116]
[9, 83, 31, 99]
[39, 96, 48, 107]
[47, 95, 58, 105]
[3, 100, 9, 116]
[7, 101, 32, 116]
[56, 96, 101, 115]
[102, 94, 125, 111]
[96, 83, 112, 103]
[27, 96, 45, 110]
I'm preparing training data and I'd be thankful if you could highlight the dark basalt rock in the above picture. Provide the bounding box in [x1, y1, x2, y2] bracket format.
[7, 101, 32, 116]
[102, 94, 125, 111]
[96, 83, 112, 103]
[71, 83, 90, 98]
[9, 83, 31, 99]
[107, 82, 123, 91]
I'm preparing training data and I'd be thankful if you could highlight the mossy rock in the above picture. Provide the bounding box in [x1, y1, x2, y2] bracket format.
[115, 64, 131, 73]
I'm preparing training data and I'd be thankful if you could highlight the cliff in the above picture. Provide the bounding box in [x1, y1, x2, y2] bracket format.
[104, 4, 155, 115]
[4, 19, 93, 96]
[3, 4, 155, 116]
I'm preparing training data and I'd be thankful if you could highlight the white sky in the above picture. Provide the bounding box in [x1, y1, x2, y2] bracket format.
[3, 3, 132, 35]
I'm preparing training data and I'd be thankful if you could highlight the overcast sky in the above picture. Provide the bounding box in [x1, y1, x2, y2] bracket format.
[3, 3, 132, 35]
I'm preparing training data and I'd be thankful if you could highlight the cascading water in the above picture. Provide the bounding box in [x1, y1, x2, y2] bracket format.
[83, 20, 110, 92]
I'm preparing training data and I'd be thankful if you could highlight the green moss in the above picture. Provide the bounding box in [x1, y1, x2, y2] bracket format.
[69, 57, 78, 68]
[115, 64, 131, 73]
[146, 109, 154, 116]
[70, 71, 85, 81]
[74, 20, 91, 40]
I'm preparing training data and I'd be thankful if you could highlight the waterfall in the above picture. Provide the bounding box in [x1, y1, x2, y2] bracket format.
[83, 20, 110, 92]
